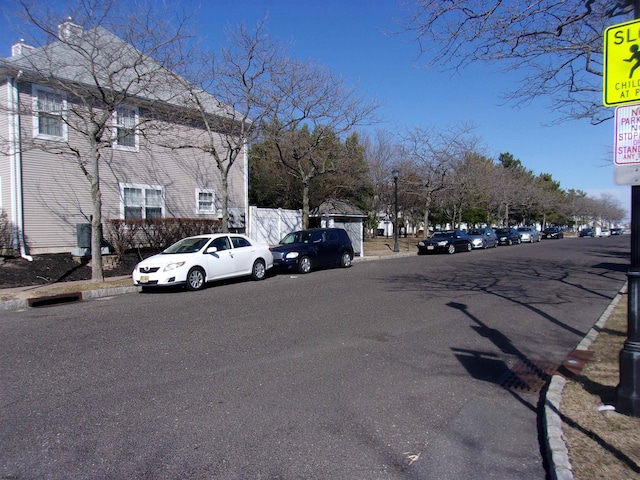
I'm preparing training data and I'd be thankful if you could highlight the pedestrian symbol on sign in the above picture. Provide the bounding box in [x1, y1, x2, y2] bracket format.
[625, 44, 640, 78]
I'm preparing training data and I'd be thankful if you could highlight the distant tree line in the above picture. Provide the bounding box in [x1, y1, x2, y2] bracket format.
[249, 125, 627, 237]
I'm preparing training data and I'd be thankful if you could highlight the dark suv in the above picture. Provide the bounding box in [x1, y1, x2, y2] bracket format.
[270, 228, 354, 274]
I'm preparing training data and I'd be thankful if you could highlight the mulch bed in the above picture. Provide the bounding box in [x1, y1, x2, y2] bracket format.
[0, 252, 147, 289]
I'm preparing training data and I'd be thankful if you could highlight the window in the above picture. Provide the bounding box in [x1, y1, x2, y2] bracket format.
[33, 86, 66, 140]
[120, 183, 164, 219]
[230, 236, 252, 248]
[211, 236, 231, 251]
[113, 106, 138, 151]
[196, 189, 216, 214]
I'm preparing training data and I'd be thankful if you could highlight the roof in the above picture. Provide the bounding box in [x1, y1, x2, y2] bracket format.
[0, 24, 232, 118]
[311, 199, 367, 218]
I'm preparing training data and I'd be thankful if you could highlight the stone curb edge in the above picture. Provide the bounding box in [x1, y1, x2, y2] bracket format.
[0, 285, 141, 311]
[544, 282, 628, 480]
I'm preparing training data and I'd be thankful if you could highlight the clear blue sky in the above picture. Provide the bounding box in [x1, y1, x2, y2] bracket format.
[0, 0, 628, 216]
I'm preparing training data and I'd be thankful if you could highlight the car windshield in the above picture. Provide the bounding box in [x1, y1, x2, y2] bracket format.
[495, 228, 509, 234]
[280, 231, 313, 245]
[467, 229, 483, 236]
[163, 237, 210, 254]
[432, 232, 454, 239]
[517, 228, 531, 232]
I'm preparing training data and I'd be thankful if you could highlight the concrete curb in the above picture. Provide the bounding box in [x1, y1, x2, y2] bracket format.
[0, 285, 141, 311]
[353, 252, 416, 262]
[544, 283, 627, 480]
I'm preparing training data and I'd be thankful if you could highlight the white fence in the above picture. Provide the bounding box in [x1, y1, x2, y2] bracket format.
[248, 206, 302, 246]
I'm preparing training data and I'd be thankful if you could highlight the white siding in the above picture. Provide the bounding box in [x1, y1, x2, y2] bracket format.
[16, 81, 247, 253]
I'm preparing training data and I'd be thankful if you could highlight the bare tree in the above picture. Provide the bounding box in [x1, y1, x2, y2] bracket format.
[362, 130, 402, 237]
[400, 1, 636, 124]
[593, 192, 627, 226]
[4, 0, 192, 281]
[265, 58, 379, 228]
[402, 124, 480, 237]
[160, 18, 284, 232]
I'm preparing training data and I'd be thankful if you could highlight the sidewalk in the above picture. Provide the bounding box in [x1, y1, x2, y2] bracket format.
[0, 275, 137, 310]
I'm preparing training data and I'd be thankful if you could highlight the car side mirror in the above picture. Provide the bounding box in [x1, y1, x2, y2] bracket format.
[206, 246, 218, 254]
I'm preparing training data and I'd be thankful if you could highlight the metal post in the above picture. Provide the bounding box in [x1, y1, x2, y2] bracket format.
[617, 186, 640, 415]
[616, 0, 640, 417]
[393, 169, 399, 253]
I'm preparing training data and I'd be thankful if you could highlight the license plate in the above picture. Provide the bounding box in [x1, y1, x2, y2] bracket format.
[140, 275, 149, 283]
[427, 246, 434, 250]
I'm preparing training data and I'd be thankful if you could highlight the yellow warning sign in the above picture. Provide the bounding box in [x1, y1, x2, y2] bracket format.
[604, 19, 640, 106]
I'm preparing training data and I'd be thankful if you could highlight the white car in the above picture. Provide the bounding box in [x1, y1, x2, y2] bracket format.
[132, 234, 273, 291]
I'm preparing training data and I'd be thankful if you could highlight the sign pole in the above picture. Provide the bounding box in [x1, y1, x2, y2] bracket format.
[616, 0, 640, 417]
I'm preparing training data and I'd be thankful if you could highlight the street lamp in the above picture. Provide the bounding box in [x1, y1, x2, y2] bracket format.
[392, 169, 399, 253]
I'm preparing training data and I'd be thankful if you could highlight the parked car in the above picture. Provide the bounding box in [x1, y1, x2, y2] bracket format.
[517, 226, 540, 243]
[417, 230, 471, 254]
[611, 227, 624, 235]
[495, 227, 521, 246]
[270, 228, 354, 274]
[132, 234, 274, 291]
[600, 229, 611, 237]
[542, 227, 564, 239]
[466, 227, 498, 249]
[579, 228, 594, 237]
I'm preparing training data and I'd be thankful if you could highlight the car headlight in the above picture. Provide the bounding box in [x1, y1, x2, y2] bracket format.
[285, 252, 299, 259]
[418, 241, 425, 246]
[163, 261, 186, 272]
[437, 241, 448, 246]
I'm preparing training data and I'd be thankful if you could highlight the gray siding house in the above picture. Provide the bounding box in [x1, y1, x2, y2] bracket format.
[0, 21, 247, 255]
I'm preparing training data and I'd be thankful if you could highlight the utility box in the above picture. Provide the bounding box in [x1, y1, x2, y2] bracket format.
[76, 223, 91, 248]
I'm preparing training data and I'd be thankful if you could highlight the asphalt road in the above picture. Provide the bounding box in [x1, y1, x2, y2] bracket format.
[0, 235, 630, 479]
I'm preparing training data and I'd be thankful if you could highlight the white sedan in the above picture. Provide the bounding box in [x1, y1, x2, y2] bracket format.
[132, 234, 273, 291]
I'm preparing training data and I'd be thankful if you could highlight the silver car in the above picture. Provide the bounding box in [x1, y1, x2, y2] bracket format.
[466, 227, 498, 249]
[517, 227, 541, 243]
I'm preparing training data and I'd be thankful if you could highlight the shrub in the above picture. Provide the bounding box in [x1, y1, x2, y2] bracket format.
[104, 218, 223, 254]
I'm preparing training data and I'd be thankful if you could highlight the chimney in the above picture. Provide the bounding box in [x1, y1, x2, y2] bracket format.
[58, 18, 83, 41]
[11, 39, 35, 57]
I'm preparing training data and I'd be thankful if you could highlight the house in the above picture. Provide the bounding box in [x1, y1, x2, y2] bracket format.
[310, 198, 367, 256]
[0, 20, 247, 256]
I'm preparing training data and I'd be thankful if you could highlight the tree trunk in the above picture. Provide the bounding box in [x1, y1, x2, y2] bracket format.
[422, 195, 432, 239]
[302, 179, 310, 229]
[221, 169, 229, 233]
[90, 154, 104, 283]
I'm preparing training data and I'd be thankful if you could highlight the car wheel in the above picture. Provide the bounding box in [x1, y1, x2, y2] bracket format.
[447, 244, 456, 254]
[298, 256, 312, 274]
[186, 267, 205, 291]
[251, 259, 266, 280]
[507, 239, 512, 246]
[466, 243, 472, 252]
[482, 241, 487, 249]
[340, 251, 352, 268]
